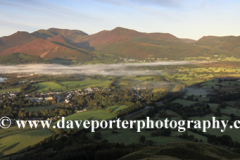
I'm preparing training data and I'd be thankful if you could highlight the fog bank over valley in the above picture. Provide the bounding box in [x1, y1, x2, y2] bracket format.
[0, 61, 210, 76]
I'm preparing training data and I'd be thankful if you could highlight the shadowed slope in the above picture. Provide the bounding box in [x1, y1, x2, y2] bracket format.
[33, 28, 93, 50]
[118, 142, 240, 160]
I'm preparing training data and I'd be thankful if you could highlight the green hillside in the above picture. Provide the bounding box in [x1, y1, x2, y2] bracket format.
[0, 53, 44, 64]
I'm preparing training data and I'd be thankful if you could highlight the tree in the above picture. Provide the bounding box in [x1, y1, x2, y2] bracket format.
[93, 131, 102, 140]
[52, 141, 65, 151]
[230, 113, 235, 120]
[220, 135, 232, 146]
[145, 140, 154, 146]
[139, 135, 146, 144]
[160, 128, 171, 136]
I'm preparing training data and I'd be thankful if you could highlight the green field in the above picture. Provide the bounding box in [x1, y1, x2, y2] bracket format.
[205, 126, 240, 142]
[65, 105, 128, 121]
[190, 113, 230, 121]
[33, 79, 111, 92]
[87, 128, 188, 146]
[0, 126, 54, 158]
[221, 106, 240, 117]
[23, 105, 58, 111]
[60, 79, 111, 89]
[87, 112, 207, 145]
[0, 87, 20, 93]
[172, 99, 198, 106]
[185, 88, 212, 96]
[33, 82, 65, 92]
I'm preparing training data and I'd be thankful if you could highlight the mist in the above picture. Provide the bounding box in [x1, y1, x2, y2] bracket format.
[0, 61, 208, 76]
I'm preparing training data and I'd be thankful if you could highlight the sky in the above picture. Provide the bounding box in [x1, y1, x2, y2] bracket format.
[0, 0, 239, 40]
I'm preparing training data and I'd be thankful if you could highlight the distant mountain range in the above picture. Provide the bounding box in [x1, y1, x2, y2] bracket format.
[0, 27, 239, 64]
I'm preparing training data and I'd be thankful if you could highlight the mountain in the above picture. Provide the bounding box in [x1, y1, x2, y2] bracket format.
[85, 27, 211, 58]
[32, 28, 93, 50]
[0, 31, 36, 52]
[88, 27, 179, 49]
[0, 27, 239, 64]
[0, 28, 93, 61]
[196, 36, 240, 55]
[0, 38, 92, 60]
[180, 38, 196, 43]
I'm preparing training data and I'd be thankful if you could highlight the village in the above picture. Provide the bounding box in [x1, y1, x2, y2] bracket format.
[0, 87, 107, 124]
[0, 80, 146, 125]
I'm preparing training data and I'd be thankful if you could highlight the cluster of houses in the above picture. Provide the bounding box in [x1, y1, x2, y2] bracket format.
[64, 87, 101, 104]
[132, 86, 147, 90]
[0, 91, 18, 103]
[0, 86, 143, 109]
[65, 92, 72, 103]
[0, 86, 104, 104]
[1, 87, 120, 117]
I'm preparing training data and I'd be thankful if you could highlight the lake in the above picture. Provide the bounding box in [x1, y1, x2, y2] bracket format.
[0, 77, 7, 82]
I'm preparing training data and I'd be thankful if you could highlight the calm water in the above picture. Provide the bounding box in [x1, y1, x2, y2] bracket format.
[0, 77, 7, 82]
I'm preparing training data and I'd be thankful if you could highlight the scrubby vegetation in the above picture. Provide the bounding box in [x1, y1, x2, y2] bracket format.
[0, 53, 44, 64]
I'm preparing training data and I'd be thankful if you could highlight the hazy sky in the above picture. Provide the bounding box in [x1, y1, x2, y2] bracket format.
[0, 0, 239, 40]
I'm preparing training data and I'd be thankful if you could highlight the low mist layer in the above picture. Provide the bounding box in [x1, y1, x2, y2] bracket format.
[0, 61, 208, 76]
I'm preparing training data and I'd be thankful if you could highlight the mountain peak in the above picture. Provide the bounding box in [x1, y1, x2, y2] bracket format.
[112, 27, 131, 31]
[48, 28, 88, 36]
[11, 31, 32, 37]
[110, 27, 144, 36]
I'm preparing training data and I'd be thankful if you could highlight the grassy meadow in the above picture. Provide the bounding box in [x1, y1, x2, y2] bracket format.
[33, 79, 111, 92]
[0, 126, 54, 158]
[65, 105, 128, 122]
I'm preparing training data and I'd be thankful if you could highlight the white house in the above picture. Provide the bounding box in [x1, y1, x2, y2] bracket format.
[85, 87, 93, 92]
[45, 97, 53, 101]
[65, 99, 70, 103]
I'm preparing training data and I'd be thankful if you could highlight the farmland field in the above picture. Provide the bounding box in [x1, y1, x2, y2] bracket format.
[65, 105, 128, 121]
[87, 128, 188, 146]
[33, 82, 65, 92]
[205, 126, 240, 142]
[2, 60, 240, 159]
[0, 87, 20, 93]
[172, 99, 198, 106]
[190, 113, 230, 121]
[0, 126, 54, 158]
[33, 79, 111, 92]
[60, 79, 111, 89]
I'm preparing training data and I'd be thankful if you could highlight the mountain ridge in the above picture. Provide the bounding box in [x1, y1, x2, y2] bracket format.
[0, 27, 239, 63]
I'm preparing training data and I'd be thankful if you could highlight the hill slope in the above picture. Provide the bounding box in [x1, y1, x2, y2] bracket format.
[0, 31, 36, 52]
[0, 53, 44, 64]
[0, 38, 92, 60]
[118, 142, 240, 160]
[0, 27, 240, 63]
[196, 36, 240, 56]
[84, 27, 213, 59]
